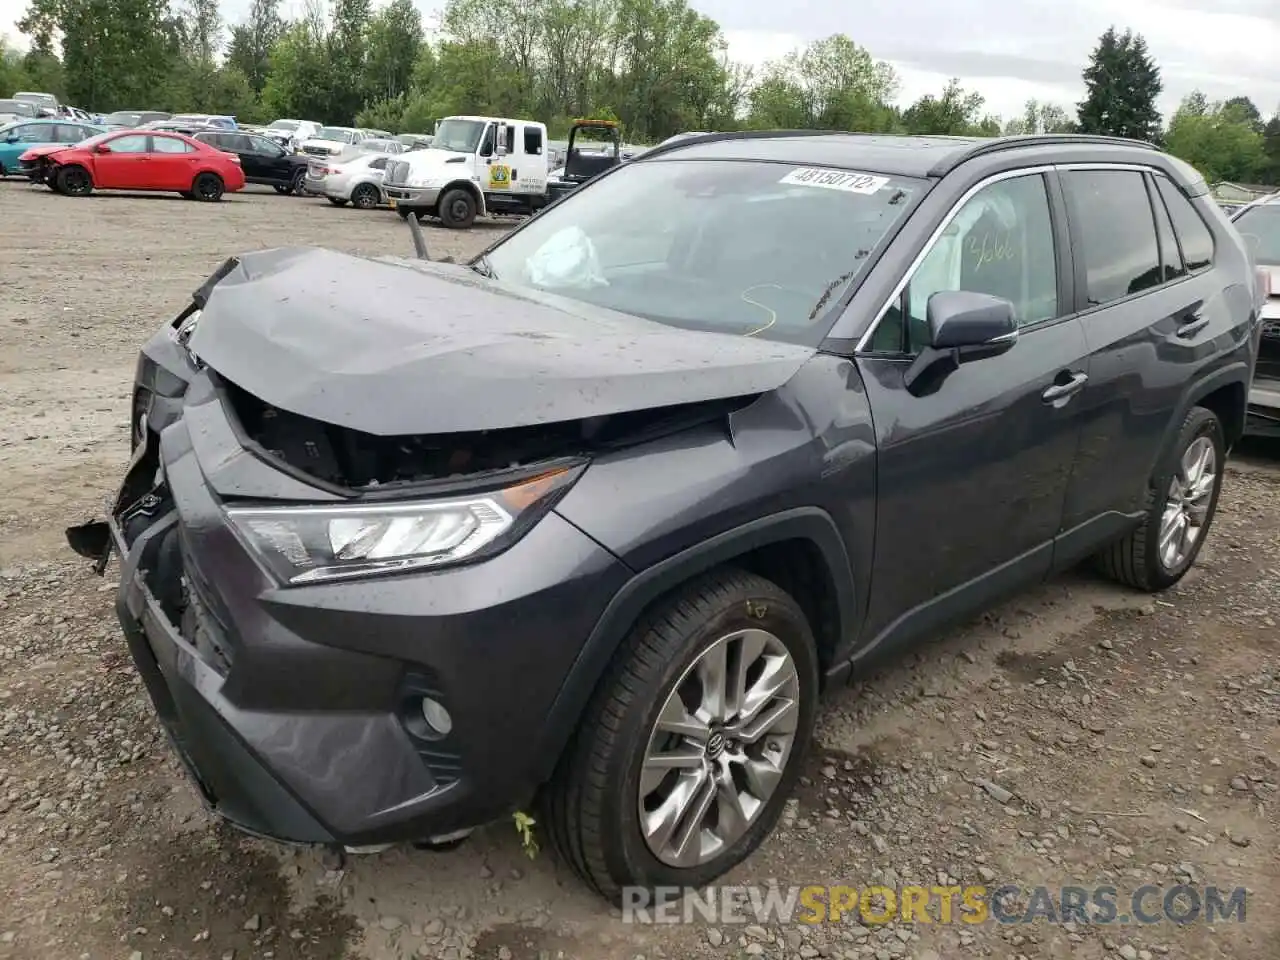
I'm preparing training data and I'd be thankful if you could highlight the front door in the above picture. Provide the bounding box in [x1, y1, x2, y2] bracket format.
[856, 170, 1090, 646]
[93, 133, 151, 189]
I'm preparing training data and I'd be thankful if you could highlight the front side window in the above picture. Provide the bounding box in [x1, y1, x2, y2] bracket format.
[1066, 170, 1162, 306]
[15, 123, 54, 142]
[869, 174, 1059, 354]
[106, 134, 149, 154]
[251, 136, 285, 157]
[524, 126, 543, 154]
[484, 159, 924, 345]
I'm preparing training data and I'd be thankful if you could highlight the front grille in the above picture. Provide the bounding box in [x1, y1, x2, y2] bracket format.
[302, 145, 329, 158]
[179, 534, 236, 675]
[386, 160, 409, 184]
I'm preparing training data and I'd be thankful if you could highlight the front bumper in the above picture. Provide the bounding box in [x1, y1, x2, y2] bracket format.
[383, 183, 440, 209]
[80, 349, 631, 847]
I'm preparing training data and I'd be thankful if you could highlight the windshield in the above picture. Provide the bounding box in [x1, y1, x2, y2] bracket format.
[105, 111, 142, 125]
[0, 99, 36, 116]
[317, 127, 355, 142]
[72, 131, 116, 150]
[434, 119, 485, 153]
[269, 120, 298, 131]
[1233, 204, 1280, 265]
[484, 159, 923, 344]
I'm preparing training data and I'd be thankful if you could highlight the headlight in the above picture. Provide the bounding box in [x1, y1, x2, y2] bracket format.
[225, 467, 579, 584]
[410, 176, 438, 188]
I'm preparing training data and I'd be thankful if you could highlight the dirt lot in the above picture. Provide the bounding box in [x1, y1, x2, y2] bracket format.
[0, 180, 1277, 960]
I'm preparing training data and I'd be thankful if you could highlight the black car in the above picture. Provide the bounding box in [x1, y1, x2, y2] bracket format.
[194, 131, 308, 195]
[69, 132, 1261, 904]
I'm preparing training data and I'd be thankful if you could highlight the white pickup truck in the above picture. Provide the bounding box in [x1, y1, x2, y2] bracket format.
[382, 115, 554, 228]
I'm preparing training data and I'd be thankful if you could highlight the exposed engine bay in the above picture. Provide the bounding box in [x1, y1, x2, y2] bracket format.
[221, 377, 752, 491]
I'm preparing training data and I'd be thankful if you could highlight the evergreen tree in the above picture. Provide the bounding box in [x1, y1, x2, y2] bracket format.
[1077, 26, 1163, 142]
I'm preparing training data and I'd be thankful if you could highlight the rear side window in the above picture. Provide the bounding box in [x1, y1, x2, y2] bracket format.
[152, 136, 194, 154]
[1156, 176, 1214, 271]
[1147, 176, 1185, 282]
[1065, 170, 1162, 307]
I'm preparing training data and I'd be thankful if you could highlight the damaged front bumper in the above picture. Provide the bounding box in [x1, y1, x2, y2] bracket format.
[68, 329, 632, 849]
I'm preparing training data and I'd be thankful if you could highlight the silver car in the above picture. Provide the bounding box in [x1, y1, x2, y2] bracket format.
[316, 152, 393, 209]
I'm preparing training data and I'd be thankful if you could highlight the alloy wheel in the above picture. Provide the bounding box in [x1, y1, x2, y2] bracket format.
[1158, 435, 1216, 570]
[638, 628, 800, 868]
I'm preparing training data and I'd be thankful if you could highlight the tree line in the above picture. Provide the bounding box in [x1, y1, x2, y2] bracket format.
[2, 3, 1279, 185]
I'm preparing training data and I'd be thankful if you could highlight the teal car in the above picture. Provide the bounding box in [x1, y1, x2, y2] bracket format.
[0, 119, 105, 177]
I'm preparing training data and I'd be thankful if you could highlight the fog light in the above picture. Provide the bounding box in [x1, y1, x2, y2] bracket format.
[421, 697, 452, 737]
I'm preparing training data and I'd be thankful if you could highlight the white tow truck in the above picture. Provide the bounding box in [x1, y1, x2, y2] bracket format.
[381, 115, 554, 228]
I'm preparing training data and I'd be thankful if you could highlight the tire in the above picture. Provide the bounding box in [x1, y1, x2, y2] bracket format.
[351, 183, 380, 209]
[179, 191, 194, 200]
[273, 184, 289, 194]
[1095, 406, 1225, 592]
[544, 568, 819, 903]
[328, 197, 348, 206]
[55, 165, 92, 197]
[289, 169, 306, 195]
[192, 172, 224, 202]
[437, 187, 477, 229]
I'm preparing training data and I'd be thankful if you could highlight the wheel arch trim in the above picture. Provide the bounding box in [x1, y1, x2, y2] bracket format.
[531, 506, 855, 785]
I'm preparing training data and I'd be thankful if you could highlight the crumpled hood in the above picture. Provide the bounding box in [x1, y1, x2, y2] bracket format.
[186, 247, 815, 437]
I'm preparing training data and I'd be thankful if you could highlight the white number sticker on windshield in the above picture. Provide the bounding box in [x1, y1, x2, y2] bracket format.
[779, 168, 889, 194]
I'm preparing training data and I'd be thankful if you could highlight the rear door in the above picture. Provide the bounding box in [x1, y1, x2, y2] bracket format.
[149, 134, 200, 189]
[856, 169, 1091, 643]
[1056, 166, 1229, 534]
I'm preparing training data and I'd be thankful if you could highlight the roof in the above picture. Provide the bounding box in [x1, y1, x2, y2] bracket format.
[642, 131, 1161, 180]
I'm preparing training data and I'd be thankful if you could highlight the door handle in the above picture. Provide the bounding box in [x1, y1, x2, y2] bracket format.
[1042, 372, 1089, 403]
[1176, 312, 1210, 339]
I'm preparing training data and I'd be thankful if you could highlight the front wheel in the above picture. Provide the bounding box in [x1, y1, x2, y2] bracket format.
[437, 187, 477, 229]
[192, 172, 224, 202]
[55, 165, 93, 196]
[1095, 406, 1225, 591]
[545, 569, 819, 903]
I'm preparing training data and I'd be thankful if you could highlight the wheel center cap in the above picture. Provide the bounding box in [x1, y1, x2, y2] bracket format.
[706, 731, 727, 758]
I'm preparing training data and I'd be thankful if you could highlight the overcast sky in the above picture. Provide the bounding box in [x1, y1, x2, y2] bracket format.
[4, 0, 1279, 121]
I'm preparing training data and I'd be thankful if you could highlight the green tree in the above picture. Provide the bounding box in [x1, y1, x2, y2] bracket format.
[326, 0, 372, 121]
[366, 0, 423, 103]
[1077, 26, 1162, 141]
[226, 0, 284, 95]
[1164, 92, 1266, 184]
[1004, 99, 1074, 135]
[746, 34, 898, 133]
[1262, 114, 1280, 185]
[1221, 95, 1262, 131]
[902, 78, 985, 135]
[260, 19, 332, 120]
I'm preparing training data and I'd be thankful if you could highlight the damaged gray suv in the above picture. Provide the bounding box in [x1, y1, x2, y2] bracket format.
[70, 132, 1265, 903]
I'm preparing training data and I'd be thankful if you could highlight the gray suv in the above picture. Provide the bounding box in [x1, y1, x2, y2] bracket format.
[68, 132, 1263, 903]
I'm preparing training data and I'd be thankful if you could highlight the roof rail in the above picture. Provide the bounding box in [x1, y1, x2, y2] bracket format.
[930, 133, 1159, 177]
[638, 128, 852, 162]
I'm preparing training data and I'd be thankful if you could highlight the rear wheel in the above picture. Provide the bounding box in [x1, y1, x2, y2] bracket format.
[437, 187, 477, 229]
[289, 168, 306, 195]
[351, 183, 380, 209]
[1095, 406, 1225, 591]
[544, 569, 819, 903]
[192, 172, 224, 202]
[55, 165, 92, 197]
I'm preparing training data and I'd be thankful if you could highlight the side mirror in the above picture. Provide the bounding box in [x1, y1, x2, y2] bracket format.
[94, 143, 112, 154]
[903, 290, 1017, 394]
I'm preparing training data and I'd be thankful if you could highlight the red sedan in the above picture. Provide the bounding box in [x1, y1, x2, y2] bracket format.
[27, 129, 246, 201]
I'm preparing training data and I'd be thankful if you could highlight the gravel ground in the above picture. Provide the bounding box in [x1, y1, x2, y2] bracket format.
[0, 179, 1276, 960]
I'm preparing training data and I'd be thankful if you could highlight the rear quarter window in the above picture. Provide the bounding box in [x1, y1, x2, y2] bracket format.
[1155, 175, 1215, 271]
